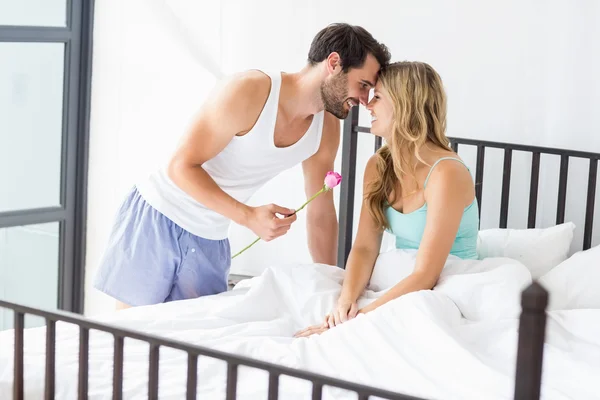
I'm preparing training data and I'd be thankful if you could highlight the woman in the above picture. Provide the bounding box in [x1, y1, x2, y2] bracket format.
[295, 61, 479, 337]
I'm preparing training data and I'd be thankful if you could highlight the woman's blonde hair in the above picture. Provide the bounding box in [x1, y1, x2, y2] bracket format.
[365, 61, 451, 229]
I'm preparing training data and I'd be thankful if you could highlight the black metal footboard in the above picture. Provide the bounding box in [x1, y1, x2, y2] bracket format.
[0, 280, 548, 400]
[1, 299, 425, 400]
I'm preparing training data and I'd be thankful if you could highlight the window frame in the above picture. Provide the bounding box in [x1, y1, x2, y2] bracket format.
[0, 0, 95, 314]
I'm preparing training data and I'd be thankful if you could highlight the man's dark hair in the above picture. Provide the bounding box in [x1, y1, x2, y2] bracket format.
[307, 23, 391, 72]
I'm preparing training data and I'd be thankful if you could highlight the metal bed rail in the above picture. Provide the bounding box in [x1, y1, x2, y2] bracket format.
[0, 278, 549, 400]
[0, 299, 424, 400]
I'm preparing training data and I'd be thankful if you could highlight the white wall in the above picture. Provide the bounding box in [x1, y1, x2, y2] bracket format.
[84, 0, 600, 315]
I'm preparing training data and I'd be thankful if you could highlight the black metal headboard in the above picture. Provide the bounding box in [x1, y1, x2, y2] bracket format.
[336, 107, 600, 269]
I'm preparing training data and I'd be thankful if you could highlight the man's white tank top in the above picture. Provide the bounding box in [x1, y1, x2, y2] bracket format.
[136, 71, 325, 240]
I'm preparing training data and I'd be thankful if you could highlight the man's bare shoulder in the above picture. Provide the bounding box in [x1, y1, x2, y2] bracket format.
[218, 70, 272, 105]
[209, 70, 272, 133]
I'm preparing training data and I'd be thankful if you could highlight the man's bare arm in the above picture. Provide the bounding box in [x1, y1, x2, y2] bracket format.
[302, 112, 341, 264]
[167, 71, 296, 241]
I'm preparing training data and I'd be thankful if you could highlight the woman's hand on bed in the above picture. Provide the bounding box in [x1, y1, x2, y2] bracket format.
[293, 299, 358, 338]
[326, 298, 359, 328]
[293, 322, 329, 338]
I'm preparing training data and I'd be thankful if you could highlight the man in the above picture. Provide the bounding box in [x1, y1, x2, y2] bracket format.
[93, 23, 391, 309]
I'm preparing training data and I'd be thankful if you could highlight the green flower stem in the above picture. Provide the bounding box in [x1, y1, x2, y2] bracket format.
[231, 185, 328, 259]
[231, 237, 260, 259]
[294, 185, 326, 214]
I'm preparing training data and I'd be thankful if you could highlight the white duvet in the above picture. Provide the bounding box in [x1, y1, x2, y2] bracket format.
[1, 250, 599, 399]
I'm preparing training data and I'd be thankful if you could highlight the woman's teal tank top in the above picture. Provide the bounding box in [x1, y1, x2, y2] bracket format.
[384, 157, 479, 260]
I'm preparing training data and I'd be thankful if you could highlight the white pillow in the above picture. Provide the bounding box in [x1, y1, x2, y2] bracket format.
[477, 222, 575, 279]
[369, 248, 532, 321]
[368, 249, 418, 292]
[539, 244, 600, 310]
[434, 256, 532, 321]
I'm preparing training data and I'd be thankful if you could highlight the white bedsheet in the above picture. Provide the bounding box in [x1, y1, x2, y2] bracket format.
[1, 251, 599, 399]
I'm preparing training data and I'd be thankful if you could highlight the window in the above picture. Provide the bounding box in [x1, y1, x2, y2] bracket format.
[0, 0, 93, 329]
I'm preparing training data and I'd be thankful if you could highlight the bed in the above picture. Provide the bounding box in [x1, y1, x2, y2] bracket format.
[1, 107, 599, 400]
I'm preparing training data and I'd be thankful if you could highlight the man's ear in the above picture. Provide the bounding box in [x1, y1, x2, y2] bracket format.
[326, 52, 342, 75]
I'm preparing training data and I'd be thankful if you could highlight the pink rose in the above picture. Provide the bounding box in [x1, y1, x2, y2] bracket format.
[232, 170, 342, 258]
[324, 171, 342, 189]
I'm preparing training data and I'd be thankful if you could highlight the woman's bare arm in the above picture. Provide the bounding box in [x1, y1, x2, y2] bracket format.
[359, 160, 474, 314]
